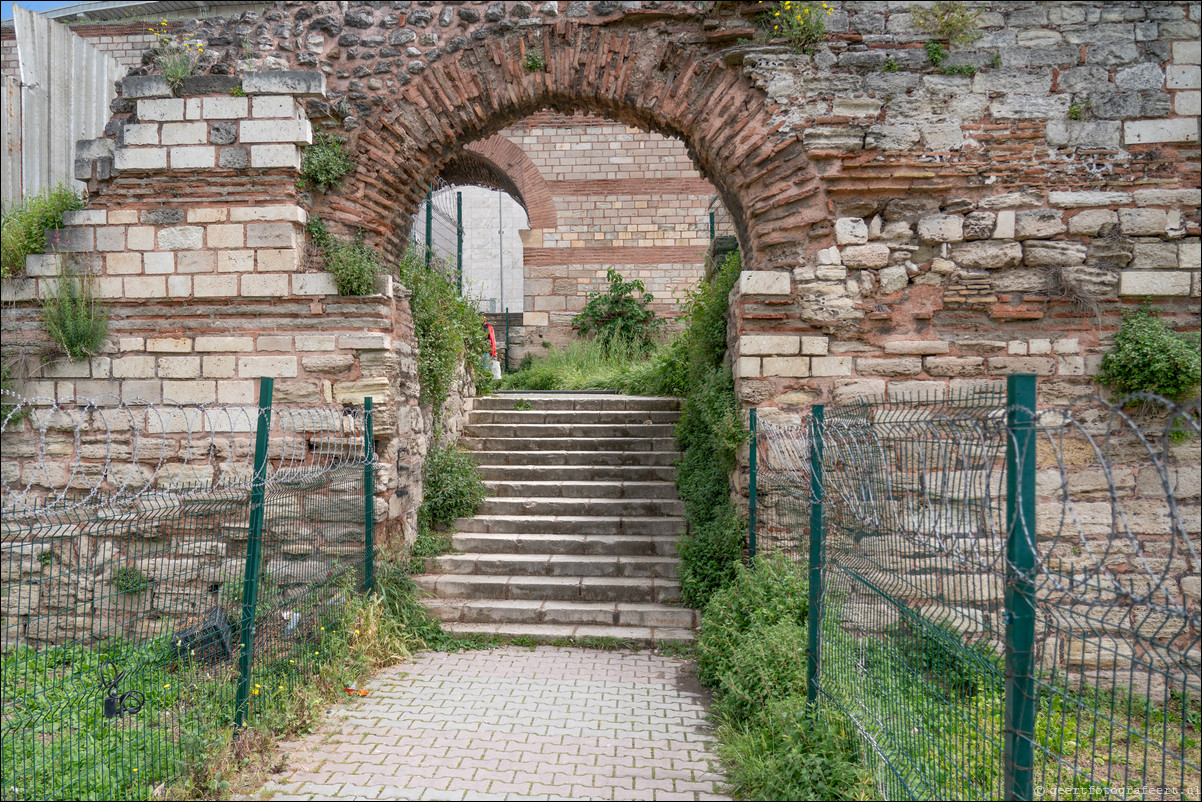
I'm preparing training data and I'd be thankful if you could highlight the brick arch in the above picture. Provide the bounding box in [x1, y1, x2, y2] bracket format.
[183, 4, 827, 278]
[462, 136, 557, 233]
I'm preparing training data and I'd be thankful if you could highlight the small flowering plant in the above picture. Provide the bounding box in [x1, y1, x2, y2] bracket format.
[760, 1, 833, 53]
[149, 19, 204, 90]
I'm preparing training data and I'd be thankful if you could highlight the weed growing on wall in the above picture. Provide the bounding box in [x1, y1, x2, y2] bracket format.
[572, 268, 662, 355]
[393, 246, 490, 422]
[149, 20, 204, 90]
[0, 184, 85, 278]
[1096, 303, 1201, 401]
[326, 234, 380, 296]
[761, 1, 833, 53]
[300, 133, 357, 193]
[911, 1, 984, 47]
[523, 50, 547, 72]
[113, 565, 150, 595]
[41, 258, 109, 362]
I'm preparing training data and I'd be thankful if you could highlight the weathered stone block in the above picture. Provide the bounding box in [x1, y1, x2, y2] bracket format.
[835, 217, 868, 245]
[762, 357, 809, 378]
[884, 340, 950, 355]
[246, 223, 296, 248]
[800, 336, 829, 356]
[169, 146, 215, 169]
[249, 144, 300, 169]
[1131, 241, 1179, 270]
[1024, 240, 1088, 267]
[856, 357, 922, 376]
[738, 271, 791, 296]
[333, 377, 390, 405]
[1124, 118, 1199, 144]
[238, 356, 298, 378]
[302, 355, 355, 374]
[242, 71, 326, 97]
[114, 147, 167, 171]
[917, 214, 964, 243]
[951, 241, 1023, 269]
[137, 98, 185, 122]
[157, 226, 203, 251]
[878, 264, 909, 294]
[1119, 271, 1191, 296]
[1015, 210, 1066, 240]
[241, 274, 290, 297]
[1068, 209, 1118, 236]
[810, 356, 853, 376]
[292, 273, 339, 295]
[1118, 208, 1168, 236]
[986, 357, 1055, 375]
[925, 357, 985, 377]
[841, 244, 890, 269]
[739, 335, 799, 356]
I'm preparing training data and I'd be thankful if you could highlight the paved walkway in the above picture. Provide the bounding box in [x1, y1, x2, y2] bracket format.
[251, 647, 730, 801]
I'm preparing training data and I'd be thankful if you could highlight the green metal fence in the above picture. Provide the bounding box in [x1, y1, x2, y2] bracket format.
[1, 379, 376, 800]
[752, 376, 1201, 801]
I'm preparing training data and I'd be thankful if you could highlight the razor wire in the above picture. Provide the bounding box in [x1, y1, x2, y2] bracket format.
[1, 389, 375, 801]
[753, 388, 1201, 801]
[1, 389, 366, 518]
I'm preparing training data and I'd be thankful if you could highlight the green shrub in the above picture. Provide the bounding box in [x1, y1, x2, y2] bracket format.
[394, 247, 490, 421]
[113, 565, 150, 594]
[418, 442, 486, 531]
[1096, 303, 1201, 401]
[42, 259, 109, 362]
[891, 620, 1002, 697]
[713, 620, 809, 724]
[572, 268, 661, 355]
[911, 1, 983, 47]
[696, 554, 809, 688]
[406, 527, 454, 574]
[499, 338, 672, 394]
[677, 506, 742, 609]
[300, 133, 357, 193]
[717, 695, 874, 801]
[1, 184, 86, 278]
[323, 232, 379, 296]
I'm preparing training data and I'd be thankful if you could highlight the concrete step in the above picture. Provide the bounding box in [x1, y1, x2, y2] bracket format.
[463, 423, 677, 439]
[453, 514, 685, 537]
[451, 533, 679, 557]
[425, 599, 698, 628]
[483, 480, 679, 499]
[471, 450, 681, 467]
[476, 464, 678, 482]
[478, 497, 685, 517]
[474, 395, 680, 412]
[414, 574, 681, 603]
[469, 409, 681, 425]
[460, 437, 678, 453]
[439, 622, 696, 645]
[434, 553, 680, 579]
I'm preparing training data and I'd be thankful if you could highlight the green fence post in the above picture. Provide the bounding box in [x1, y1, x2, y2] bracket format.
[364, 396, 375, 595]
[709, 210, 715, 241]
[1004, 374, 1037, 801]
[806, 405, 825, 710]
[504, 307, 510, 373]
[748, 408, 757, 562]
[425, 186, 433, 268]
[235, 377, 273, 729]
[456, 191, 464, 296]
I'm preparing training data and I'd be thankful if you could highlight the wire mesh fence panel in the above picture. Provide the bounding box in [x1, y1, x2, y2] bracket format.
[752, 385, 1200, 802]
[0, 390, 372, 801]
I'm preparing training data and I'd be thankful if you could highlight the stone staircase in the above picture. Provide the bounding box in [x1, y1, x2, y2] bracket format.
[414, 393, 699, 643]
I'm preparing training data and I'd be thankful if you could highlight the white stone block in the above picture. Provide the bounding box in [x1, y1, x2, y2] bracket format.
[1174, 40, 1201, 64]
[840, 244, 890, 269]
[1176, 91, 1201, 116]
[195, 336, 255, 352]
[169, 146, 215, 169]
[1167, 64, 1201, 90]
[295, 335, 337, 351]
[257, 248, 301, 272]
[1049, 191, 1132, 208]
[1119, 208, 1168, 236]
[739, 335, 800, 356]
[123, 124, 159, 146]
[800, 336, 829, 356]
[241, 274, 290, 297]
[292, 273, 339, 295]
[733, 357, 760, 380]
[167, 275, 191, 297]
[143, 252, 174, 274]
[1029, 339, 1052, 355]
[246, 223, 297, 248]
[835, 218, 868, 246]
[1124, 118, 1199, 145]
[763, 357, 810, 377]
[124, 276, 166, 298]
[815, 246, 842, 265]
[994, 210, 1015, 239]
[240, 119, 312, 145]
[203, 96, 249, 119]
[1053, 338, 1080, 355]
[229, 205, 308, 223]
[1132, 189, 1202, 207]
[157, 226, 204, 251]
[137, 98, 185, 121]
[1119, 271, 1192, 296]
[206, 224, 245, 249]
[250, 144, 300, 169]
[161, 122, 207, 145]
[185, 97, 202, 120]
[738, 271, 791, 296]
[114, 147, 167, 171]
[162, 380, 216, 404]
[1180, 241, 1201, 270]
[238, 356, 298, 378]
[218, 250, 255, 273]
[810, 356, 853, 377]
[194, 275, 238, 297]
[126, 226, 156, 250]
[251, 95, 297, 118]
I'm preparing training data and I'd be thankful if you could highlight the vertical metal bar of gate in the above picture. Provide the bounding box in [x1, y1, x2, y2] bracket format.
[748, 408, 757, 562]
[1003, 374, 1037, 801]
[364, 396, 375, 594]
[806, 405, 825, 711]
[425, 186, 433, 268]
[456, 191, 463, 296]
[235, 377, 273, 728]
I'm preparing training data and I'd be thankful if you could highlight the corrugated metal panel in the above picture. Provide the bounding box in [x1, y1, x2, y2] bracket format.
[5, 6, 119, 206]
[2, 74, 22, 209]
